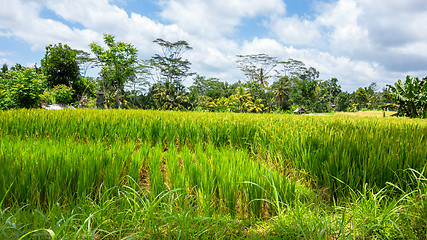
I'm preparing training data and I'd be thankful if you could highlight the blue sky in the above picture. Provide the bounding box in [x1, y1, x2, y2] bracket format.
[1, 0, 426, 91]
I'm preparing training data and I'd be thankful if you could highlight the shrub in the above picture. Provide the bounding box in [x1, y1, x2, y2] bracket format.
[50, 84, 74, 104]
[0, 68, 46, 109]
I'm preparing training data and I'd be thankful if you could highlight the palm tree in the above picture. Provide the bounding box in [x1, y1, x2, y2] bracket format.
[153, 81, 179, 110]
[272, 76, 291, 110]
[229, 87, 253, 112]
[255, 68, 271, 89]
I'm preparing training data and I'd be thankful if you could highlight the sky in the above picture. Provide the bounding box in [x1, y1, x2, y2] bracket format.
[1, 0, 427, 92]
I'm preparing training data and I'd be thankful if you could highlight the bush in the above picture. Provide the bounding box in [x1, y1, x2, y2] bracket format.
[0, 68, 46, 109]
[41, 85, 75, 105]
[50, 84, 75, 104]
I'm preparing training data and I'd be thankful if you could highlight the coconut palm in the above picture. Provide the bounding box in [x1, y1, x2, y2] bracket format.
[271, 76, 291, 110]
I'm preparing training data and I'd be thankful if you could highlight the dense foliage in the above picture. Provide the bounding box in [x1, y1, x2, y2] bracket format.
[386, 76, 427, 118]
[0, 34, 425, 117]
[0, 68, 46, 109]
[41, 43, 80, 89]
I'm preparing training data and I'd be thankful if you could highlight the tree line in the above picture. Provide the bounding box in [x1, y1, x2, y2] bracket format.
[1, 34, 426, 117]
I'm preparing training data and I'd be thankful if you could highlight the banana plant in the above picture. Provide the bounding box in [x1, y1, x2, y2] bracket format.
[386, 76, 427, 118]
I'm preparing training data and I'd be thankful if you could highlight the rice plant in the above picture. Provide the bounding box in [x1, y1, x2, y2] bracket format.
[0, 109, 426, 238]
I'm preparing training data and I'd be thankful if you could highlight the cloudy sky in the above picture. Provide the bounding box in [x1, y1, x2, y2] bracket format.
[1, 0, 426, 91]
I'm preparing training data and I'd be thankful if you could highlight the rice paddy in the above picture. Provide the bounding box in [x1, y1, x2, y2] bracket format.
[1, 109, 426, 239]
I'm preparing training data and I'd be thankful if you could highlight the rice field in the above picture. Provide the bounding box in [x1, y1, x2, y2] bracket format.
[332, 110, 397, 118]
[0, 109, 426, 239]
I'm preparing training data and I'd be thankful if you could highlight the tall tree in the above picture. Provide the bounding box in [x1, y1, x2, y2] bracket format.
[364, 82, 380, 109]
[336, 92, 351, 111]
[277, 59, 306, 78]
[74, 49, 97, 77]
[287, 62, 321, 110]
[150, 38, 193, 89]
[319, 78, 342, 111]
[236, 54, 278, 88]
[355, 87, 369, 110]
[300, 67, 320, 81]
[151, 80, 188, 110]
[90, 34, 139, 109]
[41, 43, 80, 88]
[229, 86, 253, 112]
[271, 76, 292, 110]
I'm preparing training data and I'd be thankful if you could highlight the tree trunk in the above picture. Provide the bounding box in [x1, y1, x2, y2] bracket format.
[115, 89, 121, 109]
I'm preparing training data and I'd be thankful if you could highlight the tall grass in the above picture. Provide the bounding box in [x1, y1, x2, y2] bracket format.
[0, 110, 427, 199]
[0, 129, 307, 217]
[0, 109, 426, 238]
[2, 170, 425, 239]
[1, 109, 425, 200]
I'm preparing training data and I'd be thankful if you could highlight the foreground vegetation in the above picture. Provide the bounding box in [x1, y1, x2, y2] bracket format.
[1, 109, 426, 239]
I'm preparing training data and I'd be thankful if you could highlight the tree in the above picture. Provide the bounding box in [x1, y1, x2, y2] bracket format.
[151, 80, 189, 110]
[300, 67, 320, 82]
[386, 76, 427, 118]
[271, 76, 292, 110]
[41, 43, 80, 88]
[363, 82, 382, 110]
[75, 49, 97, 77]
[366, 82, 378, 95]
[10, 63, 24, 71]
[46, 84, 75, 105]
[236, 54, 278, 88]
[336, 92, 351, 111]
[277, 59, 306, 78]
[355, 87, 368, 110]
[276, 59, 322, 110]
[228, 86, 253, 112]
[90, 34, 140, 109]
[189, 75, 224, 99]
[290, 75, 319, 110]
[0, 64, 7, 78]
[150, 38, 193, 89]
[318, 78, 342, 111]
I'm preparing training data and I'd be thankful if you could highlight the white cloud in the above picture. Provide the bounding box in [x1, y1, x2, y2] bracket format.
[0, 0, 102, 51]
[160, 0, 285, 38]
[42, 0, 130, 32]
[1, 59, 9, 66]
[241, 37, 286, 56]
[269, 0, 368, 54]
[270, 16, 322, 47]
[0, 0, 426, 92]
[354, 0, 427, 71]
[265, 0, 427, 89]
[317, 0, 367, 54]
